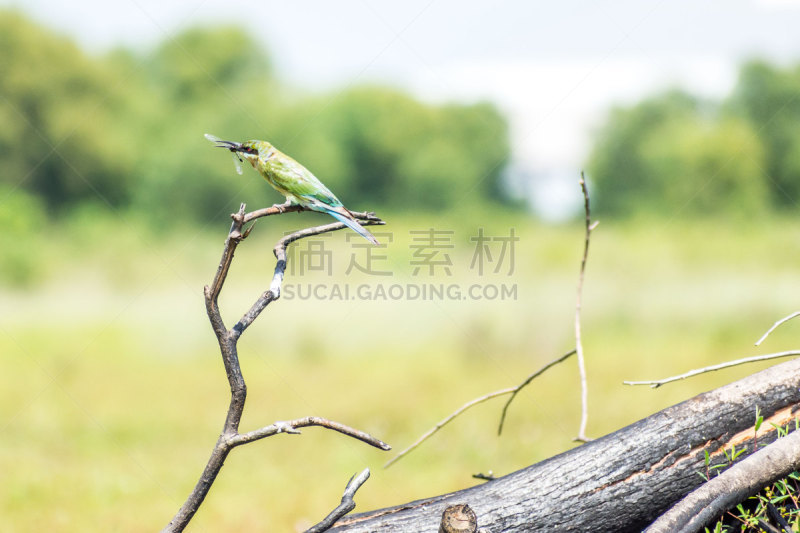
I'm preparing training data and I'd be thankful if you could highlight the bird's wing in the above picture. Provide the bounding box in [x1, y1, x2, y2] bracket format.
[268, 154, 343, 208]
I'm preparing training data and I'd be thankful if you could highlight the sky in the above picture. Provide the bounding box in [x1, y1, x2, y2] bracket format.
[5, 0, 800, 218]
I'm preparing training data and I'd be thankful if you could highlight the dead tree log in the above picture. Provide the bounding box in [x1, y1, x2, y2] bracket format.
[331, 358, 800, 532]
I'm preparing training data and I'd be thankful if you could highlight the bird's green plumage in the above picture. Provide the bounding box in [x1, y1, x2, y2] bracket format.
[245, 141, 343, 208]
[206, 135, 378, 244]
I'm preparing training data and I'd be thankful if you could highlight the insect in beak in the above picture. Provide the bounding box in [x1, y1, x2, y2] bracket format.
[232, 152, 243, 175]
[204, 133, 241, 151]
[205, 134, 245, 174]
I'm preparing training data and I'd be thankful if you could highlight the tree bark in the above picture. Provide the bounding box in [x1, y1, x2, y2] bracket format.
[331, 358, 800, 532]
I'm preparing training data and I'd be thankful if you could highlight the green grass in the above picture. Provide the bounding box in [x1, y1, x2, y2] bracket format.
[1, 210, 799, 531]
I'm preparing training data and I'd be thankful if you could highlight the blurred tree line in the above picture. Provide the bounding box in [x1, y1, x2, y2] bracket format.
[0, 10, 510, 230]
[3, 7, 799, 242]
[588, 60, 800, 217]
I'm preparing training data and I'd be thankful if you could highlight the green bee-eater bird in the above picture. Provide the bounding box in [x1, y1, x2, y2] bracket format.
[205, 134, 379, 245]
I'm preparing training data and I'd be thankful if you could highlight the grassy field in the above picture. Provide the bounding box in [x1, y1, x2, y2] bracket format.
[1, 209, 799, 532]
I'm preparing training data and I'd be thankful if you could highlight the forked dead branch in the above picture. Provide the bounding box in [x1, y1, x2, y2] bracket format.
[162, 203, 390, 533]
[386, 175, 596, 468]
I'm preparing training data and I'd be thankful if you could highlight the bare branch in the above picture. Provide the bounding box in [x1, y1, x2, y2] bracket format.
[574, 173, 596, 443]
[232, 416, 391, 450]
[163, 204, 389, 533]
[305, 469, 371, 533]
[497, 349, 576, 435]
[275, 217, 384, 252]
[244, 202, 305, 223]
[644, 429, 800, 533]
[387, 348, 579, 467]
[624, 350, 800, 388]
[243, 204, 381, 225]
[755, 311, 800, 346]
[232, 289, 276, 339]
[232, 216, 386, 337]
[385, 388, 516, 468]
[386, 175, 596, 466]
[207, 203, 248, 305]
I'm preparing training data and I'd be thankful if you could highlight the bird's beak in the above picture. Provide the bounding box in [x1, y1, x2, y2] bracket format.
[204, 133, 243, 152]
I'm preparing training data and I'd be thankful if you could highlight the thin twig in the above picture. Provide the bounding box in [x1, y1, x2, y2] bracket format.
[304, 469, 371, 533]
[163, 204, 388, 533]
[624, 350, 800, 388]
[387, 349, 579, 467]
[755, 311, 800, 346]
[574, 174, 597, 443]
[497, 349, 577, 435]
[472, 472, 496, 481]
[385, 388, 516, 468]
[231, 416, 391, 449]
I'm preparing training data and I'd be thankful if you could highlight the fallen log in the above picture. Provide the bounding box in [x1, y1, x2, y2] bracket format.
[331, 358, 800, 532]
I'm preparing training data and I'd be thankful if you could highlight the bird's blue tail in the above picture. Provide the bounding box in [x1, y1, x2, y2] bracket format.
[325, 208, 379, 245]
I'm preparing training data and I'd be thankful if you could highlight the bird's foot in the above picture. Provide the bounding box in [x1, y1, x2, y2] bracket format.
[274, 200, 293, 213]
